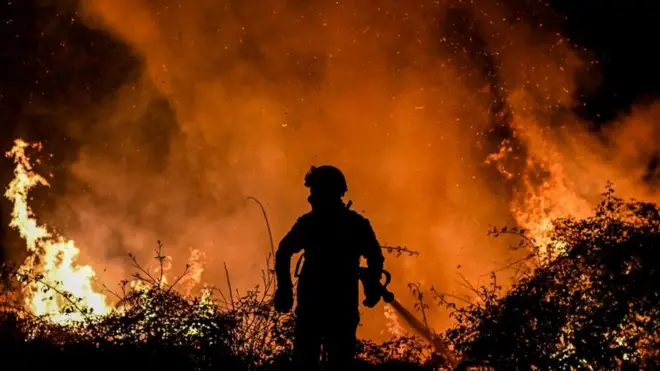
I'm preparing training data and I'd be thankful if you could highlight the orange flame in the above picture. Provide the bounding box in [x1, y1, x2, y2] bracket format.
[4, 139, 111, 323]
[3, 139, 208, 324]
[180, 248, 207, 296]
[486, 135, 594, 263]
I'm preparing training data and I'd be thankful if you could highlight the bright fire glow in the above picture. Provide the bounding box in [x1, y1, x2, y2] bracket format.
[4, 139, 111, 323]
[384, 303, 406, 337]
[3, 139, 207, 324]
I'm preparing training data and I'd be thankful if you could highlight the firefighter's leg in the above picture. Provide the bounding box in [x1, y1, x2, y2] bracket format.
[293, 312, 322, 370]
[324, 311, 359, 370]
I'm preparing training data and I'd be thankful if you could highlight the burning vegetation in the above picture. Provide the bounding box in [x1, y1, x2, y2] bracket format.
[0, 139, 433, 370]
[2, 0, 660, 369]
[439, 185, 660, 369]
[2, 136, 660, 369]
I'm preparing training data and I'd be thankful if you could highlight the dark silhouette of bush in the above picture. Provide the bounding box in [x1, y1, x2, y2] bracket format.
[3, 184, 659, 370]
[438, 184, 660, 370]
[0, 241, 431, 371]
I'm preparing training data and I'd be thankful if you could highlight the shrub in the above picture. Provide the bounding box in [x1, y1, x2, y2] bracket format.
[0, 241, 428, 370]
[3, 184, 659, 370]
[439, 184, 660, 370]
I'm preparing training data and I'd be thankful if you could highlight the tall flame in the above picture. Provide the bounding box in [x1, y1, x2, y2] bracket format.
[4, 139, 111, 323]
[486, 135, 594, 263]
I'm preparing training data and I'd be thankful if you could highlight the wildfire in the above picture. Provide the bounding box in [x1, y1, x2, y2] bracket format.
[486, 138, 593, 262]
[180, 248, 207, 296]
[4, 139, 111, 323]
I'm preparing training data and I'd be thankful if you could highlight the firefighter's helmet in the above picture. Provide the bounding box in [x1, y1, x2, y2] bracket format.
[304, 165, 348, 196]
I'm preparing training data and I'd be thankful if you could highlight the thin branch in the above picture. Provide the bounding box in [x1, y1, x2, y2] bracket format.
[225, 263, 235, 310]
[382, 245, 420, 257]
[14, 270, 94, 324]
[455, 273, 480, 297]
[430, 287, 475, 306]
[482, 253, 535, 277]
[102, 284, 123, 302]
[167, 264, 191, 293]
[156, 241, 166, 286]
[246, 196, 275, 265]
[128, 253, 159, 285]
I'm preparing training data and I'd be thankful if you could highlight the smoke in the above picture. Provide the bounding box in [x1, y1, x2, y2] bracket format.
[67, 0, 528, 339]
[3, 0, 660, 342]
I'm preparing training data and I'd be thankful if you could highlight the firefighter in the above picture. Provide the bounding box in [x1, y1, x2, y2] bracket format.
[274, 165, 385, 370]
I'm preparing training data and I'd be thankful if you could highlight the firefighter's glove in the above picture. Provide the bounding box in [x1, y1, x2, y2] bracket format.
[274, 286, 294, 313]
[361, 269, 383, 308]
[363, 292, 381, 308]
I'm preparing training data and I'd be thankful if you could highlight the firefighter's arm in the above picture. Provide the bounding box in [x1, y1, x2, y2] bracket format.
[362, 218, 385, 275]
[361, 218, 385, 308]
[275, 219, 305, 290]
[273, 219, 304, 313]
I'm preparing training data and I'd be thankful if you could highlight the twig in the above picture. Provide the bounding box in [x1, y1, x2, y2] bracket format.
[225, 263, 235, 310]
[14, 270, 94, 325]
[156, 241, 166, 286]
[382, 245, 420, 257]
[102, 284, 123, 302]
[482, 253, 535, 277]
[246, 197, 275, 264]
[458, 273, 481, 294]
[247, 196, 279, 303]
[430, 287, 475, 306]
[128, 253, 159, 285]
[208, 286, 232, 308]
[167, 264, 191, 293]
[408, 283, 431, 335]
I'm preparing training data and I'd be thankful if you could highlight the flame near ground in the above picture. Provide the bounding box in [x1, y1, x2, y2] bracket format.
[4, 139, 207, 324]
[4, 139, 111, 323]
[3, 0, 660, 343]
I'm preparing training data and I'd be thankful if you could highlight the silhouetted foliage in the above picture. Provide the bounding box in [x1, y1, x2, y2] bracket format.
[0, 241, 429, 371]
[438, 184, 660, 370]
[2, 184, 659, 370]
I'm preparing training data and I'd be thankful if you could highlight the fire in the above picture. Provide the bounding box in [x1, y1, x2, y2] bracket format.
[486, 136, 594, 263]
[6, 0, 655, 348]
[2, 138, 208, 324]
[180, 248, 207, 296]
[4, 139, 111, 323]
[384, 303, 405, 337]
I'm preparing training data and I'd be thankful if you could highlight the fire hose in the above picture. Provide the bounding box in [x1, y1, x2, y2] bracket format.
[358, 268, 458, 367]
[358, 267, 395, 305]
[294, 255, 459, 366]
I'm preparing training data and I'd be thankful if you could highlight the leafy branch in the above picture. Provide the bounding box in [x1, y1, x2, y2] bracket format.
[382, 245, 420, 257]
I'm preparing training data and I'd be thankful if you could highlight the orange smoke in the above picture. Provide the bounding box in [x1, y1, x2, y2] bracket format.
[2, 0, 657, 341]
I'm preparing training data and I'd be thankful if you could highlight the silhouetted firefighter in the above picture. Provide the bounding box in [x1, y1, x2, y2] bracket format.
[274, 165, 386, 370]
